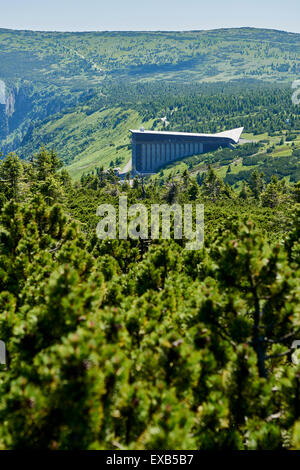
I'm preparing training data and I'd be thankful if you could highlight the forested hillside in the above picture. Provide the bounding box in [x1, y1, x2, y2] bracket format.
[0, 27, 299, 179]
[1, 81, 300, 181]
[0, 149, 300, 449]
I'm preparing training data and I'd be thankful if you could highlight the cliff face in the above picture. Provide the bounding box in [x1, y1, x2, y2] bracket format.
[0, 79, 77, 155]
[5, 92, 15, 117]
[0, 81, 13, 142]
[0, 83, 33, 148]
[0, 80, 5, 105]
[0, 104, 8, 142]
[0, 80, 16, 117]
[8, 86, 33, 132]
[0, 80, 8, 141]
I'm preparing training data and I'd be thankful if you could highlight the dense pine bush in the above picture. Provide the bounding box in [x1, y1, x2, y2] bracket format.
[0, 149, 300, 449]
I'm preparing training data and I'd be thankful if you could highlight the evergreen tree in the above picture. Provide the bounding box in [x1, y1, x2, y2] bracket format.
[202, 165, 224, 201]
[249, 170, 265, 199]
[260, 177, 282, 208]
[0, 153, 23, 200]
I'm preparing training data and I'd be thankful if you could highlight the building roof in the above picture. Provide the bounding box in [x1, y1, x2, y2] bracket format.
[130, 127, 244, 144]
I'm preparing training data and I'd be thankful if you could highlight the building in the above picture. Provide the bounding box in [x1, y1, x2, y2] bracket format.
[130, 127, 244, 174]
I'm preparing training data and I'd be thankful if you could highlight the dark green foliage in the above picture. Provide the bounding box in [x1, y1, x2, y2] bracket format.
[0, 152, 300, 449]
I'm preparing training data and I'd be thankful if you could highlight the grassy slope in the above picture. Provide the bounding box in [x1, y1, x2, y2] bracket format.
[16, 105, 155, 179]
[65, 109, 151, 179]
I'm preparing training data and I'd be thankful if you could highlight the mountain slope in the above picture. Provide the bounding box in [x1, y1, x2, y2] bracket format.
[0, 27, 299, 177]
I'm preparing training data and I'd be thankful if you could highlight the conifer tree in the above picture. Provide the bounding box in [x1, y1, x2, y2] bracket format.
[0, 153, 23, 200]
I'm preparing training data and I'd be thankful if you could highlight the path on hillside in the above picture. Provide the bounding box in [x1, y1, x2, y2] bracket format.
[122, 158, 132, 174]
[62, 46, 103, 73]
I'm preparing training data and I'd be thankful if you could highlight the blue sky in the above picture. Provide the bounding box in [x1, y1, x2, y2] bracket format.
[0, 0, 299, 33]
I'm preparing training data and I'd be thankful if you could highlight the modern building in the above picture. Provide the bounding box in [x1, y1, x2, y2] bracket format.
[130, 127, 244, 174]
